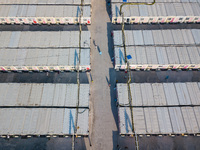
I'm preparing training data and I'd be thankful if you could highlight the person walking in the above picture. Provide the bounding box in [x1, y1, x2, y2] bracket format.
[96, 45, 102, 55]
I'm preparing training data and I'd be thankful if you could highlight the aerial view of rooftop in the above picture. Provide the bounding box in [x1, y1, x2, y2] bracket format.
[0, 0, 199, 150]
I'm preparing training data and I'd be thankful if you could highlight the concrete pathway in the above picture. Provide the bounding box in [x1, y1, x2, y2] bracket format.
[88, 0, 118, 149]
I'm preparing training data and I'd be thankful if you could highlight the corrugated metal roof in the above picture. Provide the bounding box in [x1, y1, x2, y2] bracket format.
[119, 107, 200, 135]
[0, 83, 89, 107]
[0, 5, 91, 17]
[187, 83, 200, 105]
[0, 108, 89, 135]
[141, 83, 154, 105]
[164, 83, 179, 105]
[0, 31, 90, 48]
[114, 46, 200, 66]
[156, 107, 172, 134]
[144, 107, 160, 134]
[143, 30, 154, 45]
[113, 29, 199, 46]
[175, 83, 192, 105]
[132, 108, 146, 134]
[119, 107, 133, 135]
[169, 107, 186, 133]
[193, 107, 200, 132]
[181, 107, 199, 133]
[0, 0, 91, 5]
[112, 2, 200, 17]
[0, 48, 90, 67]
[111, 0, 200, 2]
[117, 83, 200, 106]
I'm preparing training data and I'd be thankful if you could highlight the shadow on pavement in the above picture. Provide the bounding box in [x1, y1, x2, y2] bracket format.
[106, 3, 121, 148]
[109, 68, 119, 150]
[105, 0, 112, 22]
[112, 23, 200, 31]
[74, 137, 87, 150]
[116, 70, 200, 83]
[112, 130, 119, 150]
[117, 136, 200, 150]
[106, 76, 110, 85]
[118, 136, 135, 150]
[139, 136, 200, 150]
[107, 22, 115, 67]
[0, 137, 87, 150]
[0, 72, 89, 84]
[0, 25, 89, 31]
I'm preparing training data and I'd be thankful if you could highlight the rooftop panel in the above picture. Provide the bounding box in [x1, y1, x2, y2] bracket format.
[0, 83, 89, 107]
[0, 108, 89, 136]
[119, 107, 200, 135]
[117, 83, 200, 106]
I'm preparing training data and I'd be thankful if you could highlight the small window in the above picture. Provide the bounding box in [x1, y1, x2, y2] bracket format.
[185, 18, 189, 20]
[19, 18, 23, 21]
[158, 18, 162, 20]
[149, 18, 153, 20]
[47, 19, 51, 21]
[132, 18, 135, 21]
[38, 19, 42, 21]
[167, 18, 171, 20]
[179, 18, 183, 20]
